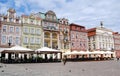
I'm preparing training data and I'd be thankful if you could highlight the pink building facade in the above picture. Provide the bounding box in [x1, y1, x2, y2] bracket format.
[0, 8, 21, 48]
[70, 23, 88, 51]
[113, 32, 120, 58]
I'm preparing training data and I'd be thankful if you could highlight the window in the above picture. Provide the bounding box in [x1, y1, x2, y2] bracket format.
[16, 27, 19, 33]
[9, 26, 14, 33]
[36, 29, 40, 35]
[9, 36, 12, 44]
[80, 42, 82, 46]
[76, 34, 78, 38]
[24, 27, 29, 33]
[3, 25, 7, 32]
[9, 18, 13, 22]
[36, 38, 40, 44]
[31, 28, 34, 34]
[72, 43, 74, 46]
[4, 18, 7, 21]
[30, 37, 34, 44]
[30, 19, 34, 24]
[44, 41, 48, 47]
[15, 37, 19, 45]
[24, 37, 28, 43]
[2, 36, 6, 43]
[72, 34, 74, 38]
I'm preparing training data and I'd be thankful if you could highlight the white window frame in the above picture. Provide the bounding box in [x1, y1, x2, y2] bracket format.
[24, 37, 28, 43]
[15, 37, 19, 45]
[3, 25, 7, 32]
[30, 37, 34, 44]
[1, 35, 6, 44]
[16, 27, 19, 33]
[9, 26, 14, 33]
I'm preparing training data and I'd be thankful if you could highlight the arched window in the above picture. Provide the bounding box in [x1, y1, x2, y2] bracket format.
[44, 32, 50, 38]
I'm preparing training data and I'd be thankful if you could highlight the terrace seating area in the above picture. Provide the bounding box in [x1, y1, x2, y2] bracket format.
[0, 46, 62, 63]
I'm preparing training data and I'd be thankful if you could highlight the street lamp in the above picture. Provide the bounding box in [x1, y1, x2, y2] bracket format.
[8, 40, 11, 48]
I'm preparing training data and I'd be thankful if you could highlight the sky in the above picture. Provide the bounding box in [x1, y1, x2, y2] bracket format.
[0, 0, 120, 32]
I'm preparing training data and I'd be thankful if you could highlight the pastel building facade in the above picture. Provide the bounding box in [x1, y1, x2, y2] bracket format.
[0, 8, 21, 47]
[87, 23, 114, 52]
[70, 23, 88, 51]
[113, 32, 120, 58]
[21, 14, 42, 50]
[37, 10, 60, 49]
[59, 18, 70, 52]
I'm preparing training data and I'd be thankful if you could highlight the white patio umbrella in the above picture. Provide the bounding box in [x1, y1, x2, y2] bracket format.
[85, 51, 92, 54]
[63, 51, 72, 55]
[78, 51, 87, 55]
[71, 50, 80, 55]
[0, 48, 8, 53]
[2, 45, 33, 53]
[91, 51, 101, 54]
[105, 51, 114, 54]
[35, 47, 61, 53]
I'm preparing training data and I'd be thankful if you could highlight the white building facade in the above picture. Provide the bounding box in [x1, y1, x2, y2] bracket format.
[88, 25, 114, 51]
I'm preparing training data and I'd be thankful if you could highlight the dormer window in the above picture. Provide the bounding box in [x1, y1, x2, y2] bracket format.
[31, 20, 33, 23]
[4, 18, 7, 21]
[16, 19, 19, 23]
[59, 20, 62, 23]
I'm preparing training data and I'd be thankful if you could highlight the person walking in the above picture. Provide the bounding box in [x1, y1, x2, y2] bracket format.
[62, 56, 67, 65]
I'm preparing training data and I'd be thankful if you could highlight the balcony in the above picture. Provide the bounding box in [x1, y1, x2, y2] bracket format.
[63, 37, 69, 43]
[63, 30, 68, 35]
[43, 26, 59, 31]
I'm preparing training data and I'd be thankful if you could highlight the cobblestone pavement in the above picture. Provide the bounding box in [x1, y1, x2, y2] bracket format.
[0, 60, 120, 76]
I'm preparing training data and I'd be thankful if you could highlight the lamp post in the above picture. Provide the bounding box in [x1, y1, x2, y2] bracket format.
[8, 40, 11, 48]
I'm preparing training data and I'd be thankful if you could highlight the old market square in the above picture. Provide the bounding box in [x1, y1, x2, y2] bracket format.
[0, 0, 120, 76]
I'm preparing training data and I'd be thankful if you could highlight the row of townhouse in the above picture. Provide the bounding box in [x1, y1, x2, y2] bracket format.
[0, 8, 71, 52]
[0, 8, 120, 57]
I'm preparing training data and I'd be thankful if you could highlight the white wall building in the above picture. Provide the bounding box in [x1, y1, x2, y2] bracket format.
[87, 23, 114, 51]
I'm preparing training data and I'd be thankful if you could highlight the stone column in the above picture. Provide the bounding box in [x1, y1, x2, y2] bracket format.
[27, 53, 30, 59]
[57, 53, 61, 59]
[51, 33, 52, 48]
[42, 54, 45, 59]
[18, 53, 21, 59]
[5, 53, 8, 59]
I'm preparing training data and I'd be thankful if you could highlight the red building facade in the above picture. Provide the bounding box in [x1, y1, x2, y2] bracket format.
[113, 32, 120, 58]
[70, 23, 88, 51]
